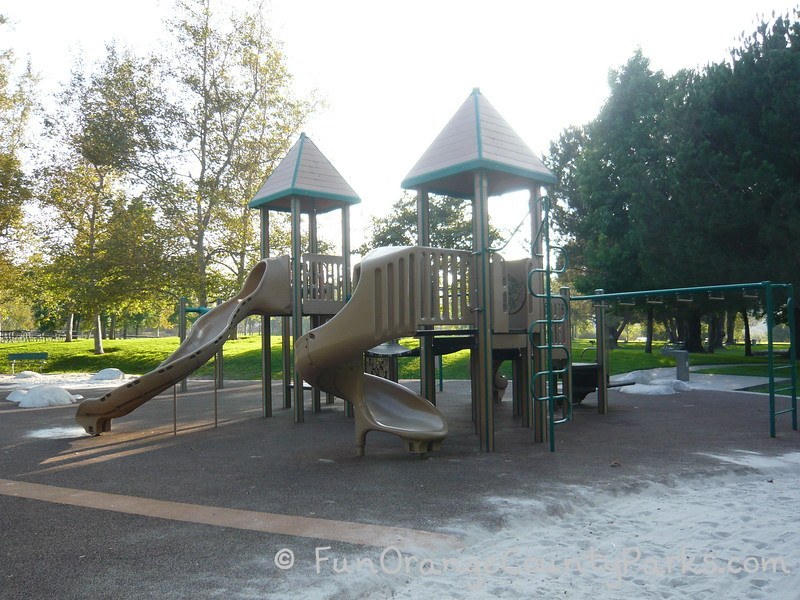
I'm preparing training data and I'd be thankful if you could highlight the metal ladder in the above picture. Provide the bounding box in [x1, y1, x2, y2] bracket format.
[528, 195, 572, 451]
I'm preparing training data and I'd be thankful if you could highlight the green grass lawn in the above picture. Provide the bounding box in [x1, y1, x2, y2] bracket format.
[0, 336, 291, 379]
[1, 336, 793, 380]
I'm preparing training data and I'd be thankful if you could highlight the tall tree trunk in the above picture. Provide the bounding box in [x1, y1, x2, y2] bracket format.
[742, 310, 752, 357]
[645, 307, 654, 354]
[607, 317, 629, 350]
[725, 310, 736, 345]
[663, 319, 677, 343]
[715, 315, 725, 349]
[93, 313, 104, 355]
[707, 314, 725, 353]
[686, 315, 705, 353]
[707, 316, 717, 354]
[109, 314, 116, 340]
[65, 313, 74, 342]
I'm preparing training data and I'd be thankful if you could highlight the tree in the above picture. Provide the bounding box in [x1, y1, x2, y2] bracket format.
[548, 11, 800, 351]
[154, 0, 312, 306]
[649, 11, 800, 348]
[547, 52, 674, 349]
[711, 12, 800, 345]
[548, 51, 669, 296]
[358, 192, 501, 254]
[0, 15, 35, 321]
[36, 45, 174, 352]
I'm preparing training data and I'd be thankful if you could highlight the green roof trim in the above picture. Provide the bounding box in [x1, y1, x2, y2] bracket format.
[248, 188, 362, 209]
[248, 132, 360, 211]
[401, 157, 558, 191]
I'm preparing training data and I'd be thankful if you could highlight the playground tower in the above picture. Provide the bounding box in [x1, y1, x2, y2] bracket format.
[248, 133, 360, 422]
[401, 88, 558, 451]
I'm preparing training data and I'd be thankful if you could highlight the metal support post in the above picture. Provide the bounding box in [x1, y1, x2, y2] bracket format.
[594, 289, 609, 414]
[260, 208, 272, 417]
[788, 285, 798, 431]
[342, 205, 354, 417]
[178, 297, 188, 393]
[417, 190, 436, 403]
[282, 318, 292, 408]
[290, 196, 304, 422]
[766, 282, 776, 437]
[474, 172, 494, 451]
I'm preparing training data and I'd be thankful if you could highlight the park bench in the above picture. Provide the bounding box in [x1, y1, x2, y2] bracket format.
[6, 352, 48, 374]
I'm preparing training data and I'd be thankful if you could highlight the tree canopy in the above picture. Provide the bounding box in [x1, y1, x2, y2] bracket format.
[154, 0, 313, 305]
[547, 10, 800, 350]
[0, 14, 34, 311]
[0, 1, 315, 344]
[358, 192, 501, 255]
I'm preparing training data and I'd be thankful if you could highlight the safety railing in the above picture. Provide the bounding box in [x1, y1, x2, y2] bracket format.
[418, 248, 473, 326]
[301, 254, 347, 314]
[352, 247, 474, 339]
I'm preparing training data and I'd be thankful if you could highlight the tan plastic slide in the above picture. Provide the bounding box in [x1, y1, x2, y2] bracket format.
[75, 257, 291, 434]
[295, 247, 448, 455]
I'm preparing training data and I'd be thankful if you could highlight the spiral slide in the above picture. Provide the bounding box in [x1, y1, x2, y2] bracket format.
[294, 247, 448, 455]
[75, 257, 291, 434]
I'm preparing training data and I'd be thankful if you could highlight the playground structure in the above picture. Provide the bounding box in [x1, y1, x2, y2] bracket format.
[75, 89, 574, 453]
[74, 88, 797, 453]
[239, 89, 569, 452]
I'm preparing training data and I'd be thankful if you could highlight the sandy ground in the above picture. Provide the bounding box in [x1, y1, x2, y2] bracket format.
[289, 450, 799, 599]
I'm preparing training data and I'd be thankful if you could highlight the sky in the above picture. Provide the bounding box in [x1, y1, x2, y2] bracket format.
[2, 0, 794, 255]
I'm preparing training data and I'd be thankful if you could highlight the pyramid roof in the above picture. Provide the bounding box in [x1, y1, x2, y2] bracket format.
[249, 133, 360, 213]
[401, 89, 556, 198]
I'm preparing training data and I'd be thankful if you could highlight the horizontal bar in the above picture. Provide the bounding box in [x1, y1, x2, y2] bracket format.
[415, 329, 477, 337]
[533, 369, 568, 378]
[533, 395, 567, 403]
[773, 408, 796, 416]
[573, 282, 771, 302]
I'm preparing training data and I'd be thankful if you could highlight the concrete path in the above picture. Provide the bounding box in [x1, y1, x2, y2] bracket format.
[611, 365, 787, 393]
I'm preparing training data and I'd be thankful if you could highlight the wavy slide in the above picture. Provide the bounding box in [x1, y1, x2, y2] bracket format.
[295, 247, 448, 455]
[75, 257, 291, 434]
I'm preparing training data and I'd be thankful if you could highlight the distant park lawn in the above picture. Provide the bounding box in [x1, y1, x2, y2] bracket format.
[1, 336, 790, 380]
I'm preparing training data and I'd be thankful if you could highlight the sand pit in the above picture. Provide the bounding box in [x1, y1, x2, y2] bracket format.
[278, 451, 799, 599]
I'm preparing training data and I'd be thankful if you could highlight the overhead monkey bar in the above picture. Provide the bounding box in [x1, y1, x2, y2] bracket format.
[573, 281, 797, 438]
